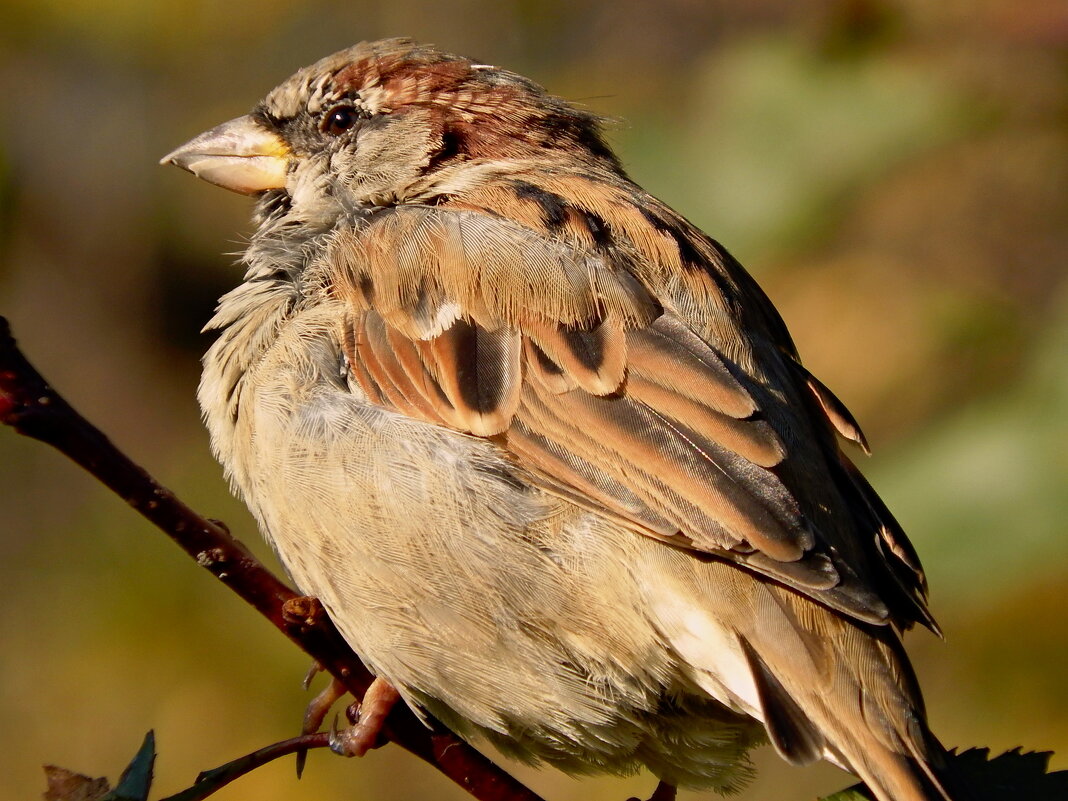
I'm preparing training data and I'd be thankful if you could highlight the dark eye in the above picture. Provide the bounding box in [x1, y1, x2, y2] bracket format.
[322, 105, 360, 135]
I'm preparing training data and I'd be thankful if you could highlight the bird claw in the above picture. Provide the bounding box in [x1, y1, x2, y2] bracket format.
[328, 710, 379, 757]
[328, 712, 346, 755]
[325, 677, 400, 757]
[302, 660, 324, 691]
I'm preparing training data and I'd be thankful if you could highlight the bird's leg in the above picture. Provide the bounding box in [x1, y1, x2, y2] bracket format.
[329, 676, 401, 757]
[626, 780, 677, 801]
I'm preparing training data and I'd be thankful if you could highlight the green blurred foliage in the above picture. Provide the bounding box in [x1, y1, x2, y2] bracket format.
[1, 1, 1065, 800]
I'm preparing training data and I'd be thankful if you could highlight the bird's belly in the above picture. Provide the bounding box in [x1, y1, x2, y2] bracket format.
[209, 330, 762, 788]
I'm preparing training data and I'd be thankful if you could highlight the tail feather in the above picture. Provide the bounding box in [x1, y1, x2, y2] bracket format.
[742, 590, 968, 801]
[841, 731, 955, 801]
[646, 553, 969, 799]
[739, 637, 824, 765]
[843, 729, 982, 801]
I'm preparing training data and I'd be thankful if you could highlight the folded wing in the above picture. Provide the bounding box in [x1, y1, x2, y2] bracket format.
[329, 184, 934, 631]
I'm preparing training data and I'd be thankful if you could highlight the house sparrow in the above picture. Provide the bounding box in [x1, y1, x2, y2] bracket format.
[162, 38, 957, 801]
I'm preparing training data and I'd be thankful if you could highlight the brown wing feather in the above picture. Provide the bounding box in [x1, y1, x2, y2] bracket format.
[798, 363, 872, 455]
[330, 185, 935, 630]
[521, 372, 806, 559]
[524, 315, 627, 396]
[506, 418, 678, 538]
[352, 312, 436, 422]
[627, 316, 757, 418]
[523, 338, 579, 394]
[418, 318, 523, 437]
[384, 322, 461, 425]
[361, 311, 449, 425]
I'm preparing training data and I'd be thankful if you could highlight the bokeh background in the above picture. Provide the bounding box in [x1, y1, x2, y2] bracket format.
[2, 1, 1066, 800]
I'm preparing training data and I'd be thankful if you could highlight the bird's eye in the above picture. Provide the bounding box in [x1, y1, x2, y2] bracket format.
[322, 105, 360, 136]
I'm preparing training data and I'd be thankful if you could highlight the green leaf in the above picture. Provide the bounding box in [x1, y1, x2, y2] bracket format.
[100, 731, 155, 801]
[817, 747, 1068, 800]
[818, 783, 872, 801]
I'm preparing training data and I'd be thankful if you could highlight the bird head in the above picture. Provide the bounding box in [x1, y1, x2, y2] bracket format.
[161, 38, 620, 220]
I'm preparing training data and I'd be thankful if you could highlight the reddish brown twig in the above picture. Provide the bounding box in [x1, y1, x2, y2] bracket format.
[0, 316, 544, 801]
[159, 733, 333, 801]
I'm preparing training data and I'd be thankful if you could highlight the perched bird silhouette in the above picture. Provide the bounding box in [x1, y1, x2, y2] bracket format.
[163, 38, 959, 801]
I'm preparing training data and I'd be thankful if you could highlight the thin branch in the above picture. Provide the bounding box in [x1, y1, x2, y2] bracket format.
[0, 316, 545, 801]
[160, 733, 332, 801]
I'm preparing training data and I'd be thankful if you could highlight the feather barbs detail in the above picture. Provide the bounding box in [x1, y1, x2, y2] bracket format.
[329, 205, 659, 338]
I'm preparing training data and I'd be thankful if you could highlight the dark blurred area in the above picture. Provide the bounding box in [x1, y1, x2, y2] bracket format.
[2, 2, 1066, 800]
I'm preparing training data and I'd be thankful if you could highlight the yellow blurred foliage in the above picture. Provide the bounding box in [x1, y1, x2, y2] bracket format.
[2, 2, 1065, 800]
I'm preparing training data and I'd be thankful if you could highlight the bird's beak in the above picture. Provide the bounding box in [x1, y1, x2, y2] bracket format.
[160, 115, 290, 195]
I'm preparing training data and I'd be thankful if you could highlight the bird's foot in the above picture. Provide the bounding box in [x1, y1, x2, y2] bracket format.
[328, 677, 401, 757]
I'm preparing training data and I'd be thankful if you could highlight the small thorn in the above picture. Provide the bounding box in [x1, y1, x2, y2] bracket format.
[206, 518, 230, 535]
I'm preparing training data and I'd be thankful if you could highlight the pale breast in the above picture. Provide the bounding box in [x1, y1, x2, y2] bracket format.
[200, 292, 763, 789]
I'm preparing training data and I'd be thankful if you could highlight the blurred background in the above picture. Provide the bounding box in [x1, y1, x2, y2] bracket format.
[1, 1, 1066, 800]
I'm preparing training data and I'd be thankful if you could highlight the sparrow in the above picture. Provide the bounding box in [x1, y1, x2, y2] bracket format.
[162, 38, 959, 801]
